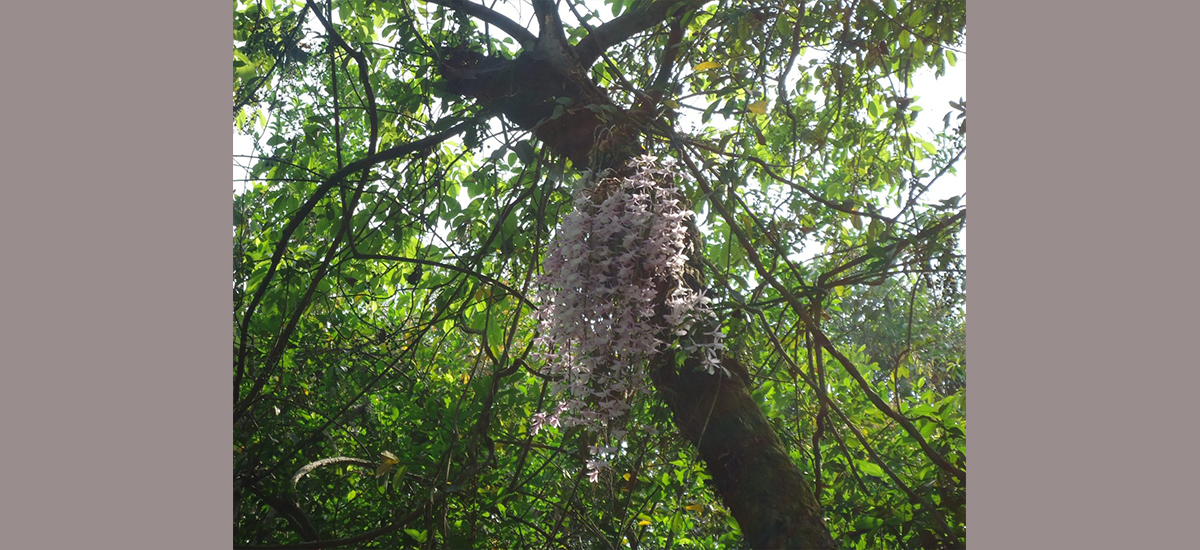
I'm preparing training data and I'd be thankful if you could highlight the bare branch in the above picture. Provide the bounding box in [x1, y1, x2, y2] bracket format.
[237, 453, 490, 549]
[233, 5, 311, 116]
[291, 456, 376, 488]
[575, 0, 706, 68]
[673, 143, 967, 483]
[425, 0, 537, 47]
[756, 310, 924, 505]
[243, 485, 320, 542]
[352, 253, 535, 309]
[234, 113, 494, 422]
[306, 0, 378, 153]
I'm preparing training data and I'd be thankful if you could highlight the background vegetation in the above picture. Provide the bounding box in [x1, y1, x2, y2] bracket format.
[233, 0, 966, 548]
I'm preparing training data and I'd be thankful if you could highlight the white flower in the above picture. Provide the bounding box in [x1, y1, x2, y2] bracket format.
[586, 460, 606, 483]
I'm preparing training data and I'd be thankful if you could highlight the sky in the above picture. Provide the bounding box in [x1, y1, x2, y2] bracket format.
[906, 55, 967, 205]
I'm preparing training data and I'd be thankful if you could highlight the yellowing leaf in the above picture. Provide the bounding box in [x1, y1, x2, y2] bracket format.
[622, 473, 632, 481]
[693, 61, 721, 72]
[637, 520, 652, 526]
[747, 100, 769, 115]
[684, 503, 704, 512]
[375, 451, 400, 478]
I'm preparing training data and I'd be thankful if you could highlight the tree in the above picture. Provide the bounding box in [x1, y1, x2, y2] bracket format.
[233, 1, 966, 548]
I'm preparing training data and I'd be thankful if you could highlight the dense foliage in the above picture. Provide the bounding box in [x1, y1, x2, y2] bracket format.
[233, 1, 966, 548]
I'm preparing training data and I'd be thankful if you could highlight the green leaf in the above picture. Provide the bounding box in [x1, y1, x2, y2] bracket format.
[854, 515, 883, 530]
[856, 460, 885, 478]
[404, 528, 428, 543]
[513, 141, 536, 165]
[702, 100, 720, 123]
[907, 8, 926, 27]
[391, 464, 408, 488]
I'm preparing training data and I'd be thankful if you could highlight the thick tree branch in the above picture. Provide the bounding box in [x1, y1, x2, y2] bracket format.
[575, 0, 705, 68]
[531, 0, 559, 37]
[645, 13, 685, 106]
[290, 456, 376, 487]
[530, 0, 589, 77]
[425, 0, 536, 48]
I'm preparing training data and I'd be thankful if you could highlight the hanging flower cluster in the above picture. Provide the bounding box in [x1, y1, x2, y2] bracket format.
[532, 156, 725, 478]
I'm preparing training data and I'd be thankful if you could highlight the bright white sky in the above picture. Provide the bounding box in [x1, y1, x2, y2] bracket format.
[234, 2, 965, 242]
[906, 58, 966, 204]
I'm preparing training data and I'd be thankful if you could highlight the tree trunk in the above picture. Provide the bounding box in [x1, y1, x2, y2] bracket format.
[441, 46, 837, 550]
[651, 352, 836, 549]
[439, 46, 643, 169]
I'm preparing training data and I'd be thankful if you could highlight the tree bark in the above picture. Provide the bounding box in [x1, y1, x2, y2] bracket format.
[651, 352, 837, 549]
[439, 26, 837, 549]
[438, 46, 643, 169]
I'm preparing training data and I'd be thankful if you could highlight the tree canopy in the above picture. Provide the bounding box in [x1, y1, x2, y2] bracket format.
[233, 0, 966, 548]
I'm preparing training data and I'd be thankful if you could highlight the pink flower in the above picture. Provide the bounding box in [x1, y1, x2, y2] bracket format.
[533, 157, 723, 467]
